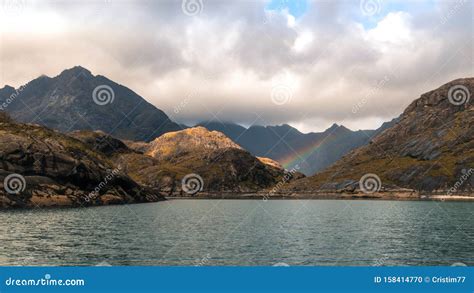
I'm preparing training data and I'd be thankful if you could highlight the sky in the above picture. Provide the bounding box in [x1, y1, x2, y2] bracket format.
[0, 0, 472, 133]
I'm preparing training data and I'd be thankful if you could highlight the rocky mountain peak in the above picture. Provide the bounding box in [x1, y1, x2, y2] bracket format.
[0, 66, 180, 142]
[324, 123, 351, 134]
[57, 66, 94, 79]
[146, 126, 242, 160]
[404, 77, 473, 115]
[328, 123, 339, 129]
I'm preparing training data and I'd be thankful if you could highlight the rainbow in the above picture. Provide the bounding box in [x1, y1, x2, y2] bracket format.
[278, 131, 345, 170]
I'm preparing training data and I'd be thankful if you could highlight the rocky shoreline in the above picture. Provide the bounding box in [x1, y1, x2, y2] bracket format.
[165, 191, 474, 201]
[2, 190, 473, 210]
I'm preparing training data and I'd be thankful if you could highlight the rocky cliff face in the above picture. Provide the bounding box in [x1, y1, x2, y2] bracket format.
[284, 78, 474, 193]
[0, 115, 163, 208]
[0, 66, 180, 142]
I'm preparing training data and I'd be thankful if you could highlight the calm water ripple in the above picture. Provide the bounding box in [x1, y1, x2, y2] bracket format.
[0, 200, 473, 266]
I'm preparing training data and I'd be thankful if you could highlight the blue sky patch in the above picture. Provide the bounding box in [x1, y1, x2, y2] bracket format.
[266, 0, 309, 18]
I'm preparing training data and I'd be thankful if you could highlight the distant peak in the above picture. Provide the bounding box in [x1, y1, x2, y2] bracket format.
[325, 123, 351, 133]
[70, 65, 91, 72]
[58, 66, 93, 78]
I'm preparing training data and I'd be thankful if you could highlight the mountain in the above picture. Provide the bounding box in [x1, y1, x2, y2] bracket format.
[197, 120, 398, 176]
[72, 127, 304, 196]
[0, 66, 181, 142]
[0, 113, 163, 208]
[283, 78, 474, 194]
[146, 126, 242, 160]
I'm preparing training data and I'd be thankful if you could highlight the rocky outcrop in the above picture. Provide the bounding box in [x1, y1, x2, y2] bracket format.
[283, 78, 474, 194]
[257, 157, 283, 170]
[0, 117, 164, 208]
[145, 126, 242, 160]
[73, 127, 303, 196]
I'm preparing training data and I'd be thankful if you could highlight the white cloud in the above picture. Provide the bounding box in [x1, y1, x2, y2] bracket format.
[365, 12, 413, 51]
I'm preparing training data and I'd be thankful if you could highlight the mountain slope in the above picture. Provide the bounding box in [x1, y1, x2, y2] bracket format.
[0, 66, 180, 142]
[146, 126, 242, 161]
[284, 78, 474, 193]
[198, 120, 397, 176]
[0, 113, 163, 208]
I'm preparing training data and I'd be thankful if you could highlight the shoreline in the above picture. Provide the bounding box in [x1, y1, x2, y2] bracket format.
[165, 192, 474, 202]
[2, 192, 473, 210]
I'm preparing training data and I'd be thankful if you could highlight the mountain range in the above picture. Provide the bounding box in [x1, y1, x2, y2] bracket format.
[0, 66, 392, 175]
[197, 120, 397, 175]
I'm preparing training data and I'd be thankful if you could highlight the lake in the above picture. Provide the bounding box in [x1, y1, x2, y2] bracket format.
[0, 200, 473, 266]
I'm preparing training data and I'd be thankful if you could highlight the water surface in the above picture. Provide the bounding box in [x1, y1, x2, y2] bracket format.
[1, 200, 473, 266]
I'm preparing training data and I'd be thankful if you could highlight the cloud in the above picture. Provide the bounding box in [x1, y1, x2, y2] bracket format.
[0, 0, 472, 132]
